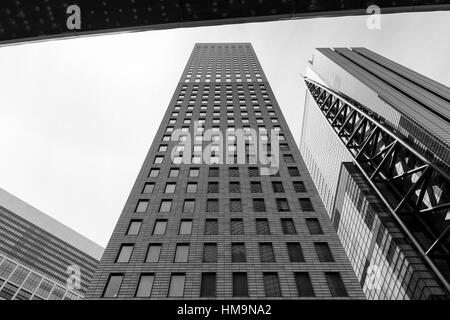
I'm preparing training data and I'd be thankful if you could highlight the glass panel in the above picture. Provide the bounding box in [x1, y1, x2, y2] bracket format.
[8, 266, 29, 286]
[200, 273, 216, 297]
[136, 275, 154, 298]
[127, 221, 142, 235]
[103, 275, 123, 298]
[174, 245, 189, 263]
[153, 221, 167, 235]
[179, 221, 192, 235]
[146, 245, 162, 262]
[22, 273, 42, 293]
[116, 245, 133, 263]
[168, 274, 185, 297]
[35, 279, 54, 299]
[136, 200, 149, 213]
[232, 273, 248, 297]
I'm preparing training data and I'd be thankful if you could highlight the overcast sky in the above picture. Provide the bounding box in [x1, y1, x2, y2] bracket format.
[0, 11, 449, 247]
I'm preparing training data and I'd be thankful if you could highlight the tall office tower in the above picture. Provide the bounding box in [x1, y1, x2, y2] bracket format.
[300, 48, 450, 299]
[86, 43, 364, 299]
[0, 188, 103, 300]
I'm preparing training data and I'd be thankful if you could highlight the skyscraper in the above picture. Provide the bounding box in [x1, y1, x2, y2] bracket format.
[86, 43, 364, 299]
[300, 48, 450, 299]
[0, 187, 103, 300]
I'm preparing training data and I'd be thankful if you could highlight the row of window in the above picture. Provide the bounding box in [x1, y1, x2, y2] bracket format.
[135, 197, 314, 214]
[141, 180, 306, 195]
[115, 241, 334, 264]
[177, 91, 269, 101]
[103, 271, 348, 298]
[126, 217, 320, 237]
[158, 143, 291, 153]
[148, 166, 301, 179]
[151, 153, 296, 166]
[0, 257, 80, 300]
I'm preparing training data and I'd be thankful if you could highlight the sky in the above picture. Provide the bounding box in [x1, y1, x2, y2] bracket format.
[0, 11, 449, 247]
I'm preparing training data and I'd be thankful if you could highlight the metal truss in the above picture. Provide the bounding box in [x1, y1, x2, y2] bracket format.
[304, 77, 450, 292]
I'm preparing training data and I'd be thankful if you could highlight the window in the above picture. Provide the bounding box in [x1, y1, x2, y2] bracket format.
[250, 182, 262, 193]
[162, 135, 171, 142]
[299, 198, 314, 211]
[205, 219, 218, 235]
[22, 273, 41, 293]
[306, 218, 323, 234]
[229, 167, 239, 177]
[263, 273, 281, 297]
[174, 244, 189, 262]
[281, 218, 297, 234]
[287, 243, 305, 262]
[272, 182, 284, 193]
[168, 274, 185, 297]
[203, 243, 218, 262]
[135, 274, 154, 298]
[153, 220, 167, 235]
[127, 220, 142, 235]
[283, 154, 295, 163]
[135, 200, 149, 213]
[325, 273, 348, 297]
[230, 219, 244, 235]
[315, 243, 334, 262]
[142, 182, 155, 194]
[231, 243, 246, 262]
[288, 167, 300, 177]
[35, 279, 53, 299]
[208, 182, 219, 193]
[293, 181, 306, 193]
[230, 199, 242, 212]
[169, 168, 180, 178]
[103, 274, 123, 298]
[256, 219, 270, 235]
[146, 244, 162, 262]
[154, 156, 164, 164]
[164, 183, 176, 193]
[179, 220, 192, 235]
[200, 273, 216, 297]
[186, 182, 197, 193]
[253, 198, 266, 212]
[207, 199, 219, 212]
[189, 168, 199, 177]
[229, 182, 241, 193]
[248, 167, 259, 177]
[232, 273, 248, 297]
[9, 266, 28, 287]
[276, 198, 290, 212]
[116, 244, 133, 263]
[159, 200, 172, 213]
[183, 199, 195, 213]
[209, 167, 219, 177]
[280, 143, 290, 152]
[295, 273, 315, 297]
[259, 243, 275, 262]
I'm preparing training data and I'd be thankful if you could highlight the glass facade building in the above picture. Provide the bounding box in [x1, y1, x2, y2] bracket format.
[0, 188, 103, 300]
[300, 47, 450, 299]
[85, 43, 364, 299]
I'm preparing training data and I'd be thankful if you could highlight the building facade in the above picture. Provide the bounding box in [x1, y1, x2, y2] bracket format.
[300, 48, 450, 299]
[86, 43, 364, 299]
[0, 188, 104, 300]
